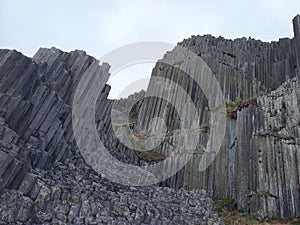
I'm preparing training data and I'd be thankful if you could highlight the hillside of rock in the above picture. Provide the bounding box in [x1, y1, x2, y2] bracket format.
[0, 48, 222, 224]
[0, 14, 299, 224]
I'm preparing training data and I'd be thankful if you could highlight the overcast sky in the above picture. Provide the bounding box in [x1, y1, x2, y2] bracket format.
[1, 0, 299, 98]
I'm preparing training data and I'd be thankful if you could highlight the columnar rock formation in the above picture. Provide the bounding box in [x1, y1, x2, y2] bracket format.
[127, 15, 300, 220]
[0, 15, 299, 224]
[0, 48, 222, 224]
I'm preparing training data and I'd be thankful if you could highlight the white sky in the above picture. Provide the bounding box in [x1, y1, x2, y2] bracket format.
[0, 0, 299, 98]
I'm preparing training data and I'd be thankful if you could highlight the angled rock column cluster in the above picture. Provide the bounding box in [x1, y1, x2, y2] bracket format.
[0, 48, 222, 224]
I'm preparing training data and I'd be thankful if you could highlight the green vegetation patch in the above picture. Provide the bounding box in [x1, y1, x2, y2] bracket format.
[193, 125, 210, 133]
[213, 198, 300, 225]
[226, 97, 257, 119]
[134, 150, 165, 162]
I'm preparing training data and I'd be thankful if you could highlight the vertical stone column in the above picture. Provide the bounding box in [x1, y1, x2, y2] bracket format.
[293, 15, 300, 75]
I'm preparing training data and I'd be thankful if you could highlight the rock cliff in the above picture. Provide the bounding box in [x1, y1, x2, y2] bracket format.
[0, 15, 299, 224]
[127, 15, 300, 220]
[0, 48, 222, 224]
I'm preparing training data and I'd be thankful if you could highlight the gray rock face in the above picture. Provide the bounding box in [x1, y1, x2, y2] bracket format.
[0, 48, 222, 224]
[0, 14, 299, 223]
[240, 76, 300, 219]
[293, 15, 300, 69]
[122, 15, 300, 220]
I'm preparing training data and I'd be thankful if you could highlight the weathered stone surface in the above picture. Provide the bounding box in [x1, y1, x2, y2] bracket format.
[0, 46, 222, 223]
[109, 16, 300, 219]
[0, 161, 222, 224]
[293, 15, 300, 71]
[117, 15, 300, 220]
[0, 14, 299, 224]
